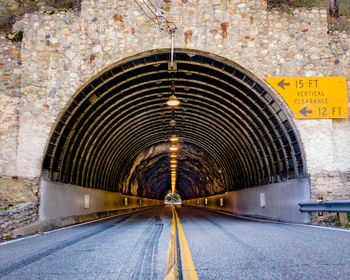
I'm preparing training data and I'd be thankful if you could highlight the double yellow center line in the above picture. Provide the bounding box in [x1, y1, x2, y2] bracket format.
[164, 206, 198, 280]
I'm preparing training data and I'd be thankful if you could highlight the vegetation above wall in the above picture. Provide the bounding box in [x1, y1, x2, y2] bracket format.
[0, 0, 81, 31]
[268, 0, 350, 31]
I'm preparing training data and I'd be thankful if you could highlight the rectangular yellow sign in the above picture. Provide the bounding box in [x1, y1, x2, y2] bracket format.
[265, 77, 348, 119]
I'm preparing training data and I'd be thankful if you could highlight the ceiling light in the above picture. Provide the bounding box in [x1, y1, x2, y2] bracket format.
[167, 95, 180, 106]
[170, 160, 177, 164]
[169, 145, 178, 151]
[170, 154, 177, 158]
[171, 164, 177, 168]
[170, 136, 179, 142]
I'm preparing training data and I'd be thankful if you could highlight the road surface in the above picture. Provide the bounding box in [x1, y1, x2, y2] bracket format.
[0, 205, 349, 279]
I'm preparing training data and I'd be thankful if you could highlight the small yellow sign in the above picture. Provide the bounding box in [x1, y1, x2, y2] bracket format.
[265, 77, 348, 119]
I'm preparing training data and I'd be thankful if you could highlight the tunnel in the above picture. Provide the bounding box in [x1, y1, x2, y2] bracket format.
[42, 49, 306, 203]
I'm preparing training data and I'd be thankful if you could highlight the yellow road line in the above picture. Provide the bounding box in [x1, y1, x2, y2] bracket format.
[164, 207, 178, 280]
[174, 207, 199, 280]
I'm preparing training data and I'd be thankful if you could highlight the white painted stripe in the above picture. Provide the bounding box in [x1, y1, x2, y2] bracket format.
[0, 206, 158, 247]
[197, 207, 350, 233]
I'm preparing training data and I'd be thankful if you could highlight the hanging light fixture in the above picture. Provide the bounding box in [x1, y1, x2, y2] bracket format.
[170, 135, 179, 142]
[169, 145, 178, 151]
[167, 94, 180, 106]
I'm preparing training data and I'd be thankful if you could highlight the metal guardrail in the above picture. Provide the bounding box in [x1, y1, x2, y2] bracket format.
[299, 200, 350, 213]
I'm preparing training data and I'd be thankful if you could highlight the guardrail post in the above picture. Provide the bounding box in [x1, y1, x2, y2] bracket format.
[338, 213, 349, 226]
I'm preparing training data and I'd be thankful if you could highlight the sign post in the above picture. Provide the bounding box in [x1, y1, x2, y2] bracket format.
[265, 77, 348, 119]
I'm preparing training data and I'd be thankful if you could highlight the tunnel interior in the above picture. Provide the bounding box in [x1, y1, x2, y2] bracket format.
[42, 49, 306, 200]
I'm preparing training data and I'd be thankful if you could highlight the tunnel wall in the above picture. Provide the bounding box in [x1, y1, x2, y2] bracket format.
[39, 179, 162, 221]
[183, 178, 311, 223]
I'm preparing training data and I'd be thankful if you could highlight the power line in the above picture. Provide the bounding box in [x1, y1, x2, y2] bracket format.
[134, 0, 177, 34]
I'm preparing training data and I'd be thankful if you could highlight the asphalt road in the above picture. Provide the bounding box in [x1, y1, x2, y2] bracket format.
[0, 205, 349, 280]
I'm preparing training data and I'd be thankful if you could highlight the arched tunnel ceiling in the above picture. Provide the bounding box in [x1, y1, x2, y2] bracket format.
[43, 49, 306, 200]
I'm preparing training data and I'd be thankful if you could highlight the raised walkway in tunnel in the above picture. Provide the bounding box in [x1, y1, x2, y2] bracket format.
[1, 206, 349, 280]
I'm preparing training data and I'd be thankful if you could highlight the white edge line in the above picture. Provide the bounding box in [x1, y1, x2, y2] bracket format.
[0, 206, 158, 247]
[194, 207, 350, 233]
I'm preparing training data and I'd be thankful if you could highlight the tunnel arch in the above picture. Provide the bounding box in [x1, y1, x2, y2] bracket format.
[42, 49, 307, 200]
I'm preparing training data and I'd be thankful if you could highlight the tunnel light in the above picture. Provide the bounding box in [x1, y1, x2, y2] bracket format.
[169, 145, 178, 152]
[170, 154, 177, 158]
[170, 160, 177, 164]
[170, 136, 179, 142]
[167, 95, 180, 106]
[171, 164, 177, 168]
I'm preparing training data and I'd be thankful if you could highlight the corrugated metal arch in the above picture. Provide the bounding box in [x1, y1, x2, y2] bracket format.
[42, 49, 306, 199]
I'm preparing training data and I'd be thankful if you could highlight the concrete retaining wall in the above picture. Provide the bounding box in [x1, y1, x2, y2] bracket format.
[183, 178, 311, 224]
[40, 179, 162, 221]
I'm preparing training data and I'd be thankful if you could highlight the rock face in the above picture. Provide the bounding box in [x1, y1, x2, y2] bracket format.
[121, 143, 226, 200]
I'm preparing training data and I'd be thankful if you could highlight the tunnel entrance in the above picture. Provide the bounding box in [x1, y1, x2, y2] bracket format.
[164, 192, 182, 205]
[42, 49, 306, 202]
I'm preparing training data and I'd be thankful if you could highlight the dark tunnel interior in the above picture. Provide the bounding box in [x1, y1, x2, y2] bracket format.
[42, 49, 306, 200]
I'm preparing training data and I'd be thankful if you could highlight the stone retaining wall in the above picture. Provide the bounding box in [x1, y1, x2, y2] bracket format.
[0, 202, 39, 238]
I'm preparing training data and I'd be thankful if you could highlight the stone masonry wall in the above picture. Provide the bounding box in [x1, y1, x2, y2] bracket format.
[0, 202, 39, 239]
[0, 34, 21, 176]
[0, 0, 349, 208]
[0, 177, 40, 207]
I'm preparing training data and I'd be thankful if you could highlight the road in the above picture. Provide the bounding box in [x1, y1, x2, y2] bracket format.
[0, 205, 349, 280]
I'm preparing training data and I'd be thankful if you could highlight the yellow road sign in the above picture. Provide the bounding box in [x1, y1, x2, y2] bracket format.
[265, 77, 348, 119]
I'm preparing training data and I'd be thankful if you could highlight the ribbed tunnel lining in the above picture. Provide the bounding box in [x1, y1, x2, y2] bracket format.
[42, 50, 306, 199]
